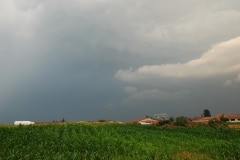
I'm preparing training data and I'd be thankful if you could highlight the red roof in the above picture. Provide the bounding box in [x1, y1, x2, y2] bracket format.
[192, 117, 213, 123]
[192, 113, 240, 123]
[223, 114, 240, 119]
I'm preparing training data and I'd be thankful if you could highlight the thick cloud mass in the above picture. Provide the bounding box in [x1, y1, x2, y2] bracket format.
[1, 0, 240, 123]
[116, 37, 240, 80]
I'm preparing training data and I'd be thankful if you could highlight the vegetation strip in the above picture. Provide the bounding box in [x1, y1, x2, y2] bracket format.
[0, 123, 240, 159]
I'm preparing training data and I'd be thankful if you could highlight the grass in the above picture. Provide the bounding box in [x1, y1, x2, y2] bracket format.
[0, 123, 240, 159]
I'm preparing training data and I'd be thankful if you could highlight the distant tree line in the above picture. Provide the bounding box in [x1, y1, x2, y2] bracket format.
[52, 118, 66, 123]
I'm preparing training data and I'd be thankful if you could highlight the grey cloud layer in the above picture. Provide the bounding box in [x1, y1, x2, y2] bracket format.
[0, 0, 240, 122]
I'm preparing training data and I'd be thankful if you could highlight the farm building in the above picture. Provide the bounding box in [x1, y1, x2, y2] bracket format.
[192, 113, 240, 123]
[14, 121, 35, 125]
[223, 114, 240, 123]
[130, 117, 159, 125]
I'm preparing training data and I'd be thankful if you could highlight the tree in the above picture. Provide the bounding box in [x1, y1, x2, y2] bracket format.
[175, 116, 187, 126]
[203, 109, 211, 117]
[169, 116, 175, 123]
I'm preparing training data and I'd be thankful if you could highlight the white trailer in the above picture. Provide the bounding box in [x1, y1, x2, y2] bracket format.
[14, 121, 35, 125]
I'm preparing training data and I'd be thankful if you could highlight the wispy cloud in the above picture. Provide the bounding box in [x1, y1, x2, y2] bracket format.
[224, 73, 240, 86]
[123, 89, 189, 101]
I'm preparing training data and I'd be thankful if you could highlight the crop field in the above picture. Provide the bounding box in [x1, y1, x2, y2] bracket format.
[0, 123, 240, 160]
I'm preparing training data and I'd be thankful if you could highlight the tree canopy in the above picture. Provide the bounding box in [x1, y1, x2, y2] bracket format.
[203, 109, 211, 117]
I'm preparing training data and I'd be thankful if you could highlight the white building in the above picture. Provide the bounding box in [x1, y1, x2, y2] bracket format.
[224, 114, 240, 123]
[14, 121, 35, 125]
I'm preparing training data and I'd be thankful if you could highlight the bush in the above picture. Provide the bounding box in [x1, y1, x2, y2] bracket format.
[169, 117, 174, 123]
[208, 119, 216, 127]
[219, 115, 228, 122]
[175, 116, 187, 126]
[208, 118, 227, 128]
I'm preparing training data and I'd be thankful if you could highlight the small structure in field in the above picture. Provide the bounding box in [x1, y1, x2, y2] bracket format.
[14, 121, 35, 125]
[130, 117, 159, 126]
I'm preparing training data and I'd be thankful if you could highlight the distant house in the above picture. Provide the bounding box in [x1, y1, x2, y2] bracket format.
[223, 114, 240, 123]
[14, 121, 35, 125]
[192, 113, 240, 123]
[130, 117, 159, 125]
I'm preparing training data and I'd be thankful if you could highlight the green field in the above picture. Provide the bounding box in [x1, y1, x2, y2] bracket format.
[0, 123, 240, 160]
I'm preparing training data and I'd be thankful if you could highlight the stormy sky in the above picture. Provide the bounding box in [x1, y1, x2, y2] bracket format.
[1, 0, 240, 123]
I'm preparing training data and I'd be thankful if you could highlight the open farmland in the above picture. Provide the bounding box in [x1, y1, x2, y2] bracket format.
[0, 123, 240, 160]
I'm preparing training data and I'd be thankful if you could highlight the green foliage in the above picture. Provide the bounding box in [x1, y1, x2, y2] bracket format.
[61, 118, 65, 122]
[98, 119, 106, 122]
[0, 124, 240, 159]
[220, 115, 228, 122]
[208, 118, 227, 128]
[208, 119, 216, 127]
[203, 109, 211, 117]
[175, 116, 187, 126]
[168, 116, 174, 122]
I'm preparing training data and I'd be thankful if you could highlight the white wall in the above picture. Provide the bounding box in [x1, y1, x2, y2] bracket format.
[14, 121, 35, 125]
[227, 119, 240, 123]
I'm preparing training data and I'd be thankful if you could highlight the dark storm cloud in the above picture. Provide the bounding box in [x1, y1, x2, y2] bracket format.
[1, 0, 240, 123]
